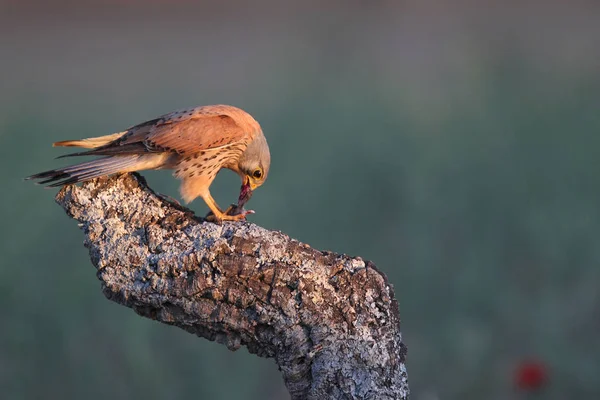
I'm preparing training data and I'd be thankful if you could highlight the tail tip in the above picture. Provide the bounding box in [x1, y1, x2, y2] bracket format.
[53, 140, 75, 147]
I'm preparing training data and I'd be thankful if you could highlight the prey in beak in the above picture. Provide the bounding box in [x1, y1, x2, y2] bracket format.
[205, 179, 254, 222]
[238, 176, 254, 207]
[209, 176, 254, 222]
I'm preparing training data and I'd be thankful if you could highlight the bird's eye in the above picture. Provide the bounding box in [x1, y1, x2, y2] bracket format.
[252, 169, 263, 179]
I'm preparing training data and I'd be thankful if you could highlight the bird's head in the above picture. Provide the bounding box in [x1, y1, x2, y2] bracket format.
[237, 132, 270, 207]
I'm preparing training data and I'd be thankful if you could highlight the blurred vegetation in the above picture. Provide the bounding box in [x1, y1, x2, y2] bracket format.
[1, 2, 599, 399]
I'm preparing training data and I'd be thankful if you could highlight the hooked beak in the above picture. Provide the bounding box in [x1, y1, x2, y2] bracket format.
[238, 176, 254, 207]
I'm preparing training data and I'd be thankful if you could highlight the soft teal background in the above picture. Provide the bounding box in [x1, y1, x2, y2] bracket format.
[1, 1, 599, 399]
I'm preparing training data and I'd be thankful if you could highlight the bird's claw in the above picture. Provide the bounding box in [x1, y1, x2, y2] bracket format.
[204, 204, 255, 224]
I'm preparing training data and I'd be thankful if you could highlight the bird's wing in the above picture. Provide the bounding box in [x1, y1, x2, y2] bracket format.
[129, 107, 251, 156]
[59, 106, 254, 158]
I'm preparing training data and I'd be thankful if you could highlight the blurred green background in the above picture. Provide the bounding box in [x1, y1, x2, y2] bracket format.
[1, 1, 599, 399]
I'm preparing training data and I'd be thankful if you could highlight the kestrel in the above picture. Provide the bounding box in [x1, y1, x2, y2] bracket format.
[26, 104, 270, 222]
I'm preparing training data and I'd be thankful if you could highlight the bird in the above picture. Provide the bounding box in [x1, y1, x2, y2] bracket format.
[26, 104, 270, 222]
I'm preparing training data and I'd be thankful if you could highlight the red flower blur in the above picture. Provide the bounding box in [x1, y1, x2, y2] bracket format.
[514, 360, 548, 391]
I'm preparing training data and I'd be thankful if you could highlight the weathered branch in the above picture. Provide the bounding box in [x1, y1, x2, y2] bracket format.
[55, 173, 409, 400]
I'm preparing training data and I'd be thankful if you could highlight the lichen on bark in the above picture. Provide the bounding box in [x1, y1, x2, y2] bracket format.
[55, 173, 409, 400]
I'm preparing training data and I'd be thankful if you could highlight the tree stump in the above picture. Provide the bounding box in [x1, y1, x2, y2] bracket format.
[55, 173, 410, 400]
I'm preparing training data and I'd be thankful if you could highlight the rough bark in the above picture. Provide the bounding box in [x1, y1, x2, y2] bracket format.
[55, 173, 409, 400]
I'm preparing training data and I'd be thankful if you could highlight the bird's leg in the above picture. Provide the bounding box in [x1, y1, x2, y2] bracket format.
[202, 192, 247, 223]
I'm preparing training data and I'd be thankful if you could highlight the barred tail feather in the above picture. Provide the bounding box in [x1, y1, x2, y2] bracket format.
[25, 155, 144, 187]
